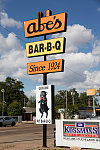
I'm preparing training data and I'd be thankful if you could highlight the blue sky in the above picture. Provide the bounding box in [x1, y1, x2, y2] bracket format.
[0, 0, 100, 97]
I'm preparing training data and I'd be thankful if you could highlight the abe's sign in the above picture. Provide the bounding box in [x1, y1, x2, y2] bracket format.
[27, 59, 64, 75]
[26, 37, 65, 57]
[24, 12, 67, 38]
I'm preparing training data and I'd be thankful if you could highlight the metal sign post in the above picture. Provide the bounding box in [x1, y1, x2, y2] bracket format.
[43, 34, 47, 147]
[24, 9, 67, 148]
[38, 10, 52, 147]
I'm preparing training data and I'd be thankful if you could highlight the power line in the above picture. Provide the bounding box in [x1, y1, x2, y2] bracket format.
[65, 65, 100, 87]
[0, 23, 100, 88]
[0, 24, 26, 44]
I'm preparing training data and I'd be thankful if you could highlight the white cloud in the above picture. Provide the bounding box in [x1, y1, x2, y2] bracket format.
[13, 68, 26, 78]
[22, 24, 100, 95]
[97, 7, 100, 11]
[0, 32, 23, 54]
[0, 11, 22, 28]
[0, 32, 43, 80]
[73, 70, 100, 90]
[0, 32, 27, 78]
[0, 49, 27, 76]
[25, 89, 36, 98]
[0, 72, 6, 81]
[52, 24, 94, 53]
[92, 40, 100, 55]
[0, 23, 100, 97]
[47, 52, 97, 87]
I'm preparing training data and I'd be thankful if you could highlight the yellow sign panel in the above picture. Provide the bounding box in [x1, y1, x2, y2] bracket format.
[26, 37, 65, 57]
[86, 89, 96, 96]
[27, 59, 64, 75]
[24, 12, 67, 38]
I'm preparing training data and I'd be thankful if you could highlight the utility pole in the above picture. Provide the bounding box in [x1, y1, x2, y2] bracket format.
[93, 96, 96, 117]
[1, 89, 5, 116]
[66, 90, 68, 119]
[71, 91, 75, 105]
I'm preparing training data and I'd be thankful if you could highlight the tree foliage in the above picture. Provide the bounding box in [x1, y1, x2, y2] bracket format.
[54, 88, 99, 118]
[27, 96, 36, 108]
[7, 101, 25, 116]
[0, 77, 29, 115]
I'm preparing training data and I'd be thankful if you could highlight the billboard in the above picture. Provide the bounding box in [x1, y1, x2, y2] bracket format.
[27, 59, 64, 75]
[36, 85, 54, 124]
[26, 37, 66, 57]
[63, 121, 99, 138]
[24, 12, 67, 38]
[56, 119, 100, 149]
[86, 89, 96, 96]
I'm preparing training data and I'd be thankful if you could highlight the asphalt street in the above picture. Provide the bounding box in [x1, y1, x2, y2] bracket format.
[0, 123, 54, 144]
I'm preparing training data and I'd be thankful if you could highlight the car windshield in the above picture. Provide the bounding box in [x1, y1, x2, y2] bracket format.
[0, 118, 3, 120]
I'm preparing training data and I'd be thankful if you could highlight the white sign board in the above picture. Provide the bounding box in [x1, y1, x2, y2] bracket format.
[56, 119, 100, 149]
[36, 85, 54, 124]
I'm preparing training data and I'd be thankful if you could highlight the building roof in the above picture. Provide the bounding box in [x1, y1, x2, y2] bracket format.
[23, 107, 36, 113]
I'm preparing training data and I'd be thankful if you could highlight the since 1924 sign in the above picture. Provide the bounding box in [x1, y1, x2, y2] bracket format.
[27, 59, 64, 75]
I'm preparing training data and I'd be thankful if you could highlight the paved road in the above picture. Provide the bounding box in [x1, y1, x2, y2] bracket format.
[0, 123, 97, 150]
[0, 123, 55, 144]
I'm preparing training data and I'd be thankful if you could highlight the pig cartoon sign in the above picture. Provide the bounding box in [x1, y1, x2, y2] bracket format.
[36, 85, 54, 124]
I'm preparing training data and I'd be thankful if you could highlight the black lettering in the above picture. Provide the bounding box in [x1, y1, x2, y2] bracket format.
[27, 16, 62, 34]
[29, 65, 45, 72]
[48, 63, 51, 70]
[39, 66, 42, 71]
[29, 45, 33, 54]
[27, 23, 38, 34]
[39, 66, 45, 71]
[29, 65, 34, 72]
[34, 44, 39, 53]
[35, 66, 39, 71]
[46, 16, 62, 31]
[38, 17, 45, 32]
[54, 18, 62, 29]
[46, 21, 53, 30]
[42, 66, 45, 71]
[55, 41, 61, 50]
[39, 43, 44, 52]
[47, 42, 52, 51]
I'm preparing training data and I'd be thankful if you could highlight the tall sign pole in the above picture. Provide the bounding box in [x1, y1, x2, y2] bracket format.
[43, 10, 51, 147]
[38, 10, 52, 147]
[24, 9, 67, 148]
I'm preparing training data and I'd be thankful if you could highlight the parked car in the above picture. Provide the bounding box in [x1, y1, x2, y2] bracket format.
[0, 117, 16, 127]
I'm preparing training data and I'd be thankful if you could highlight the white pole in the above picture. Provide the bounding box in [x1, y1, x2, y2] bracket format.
[93, 96, 96, 117]
[1, 89, 4, 116]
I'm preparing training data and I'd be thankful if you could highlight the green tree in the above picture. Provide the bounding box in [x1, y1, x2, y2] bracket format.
[55, 89, 80, 118]
[79, 92, 99, 107]
[7, 101, 25, 116]
[27, 96, 36, 108]
[0, 77, 29, 115]
[0, 77, 28, 106]
[79, 92, 88, 107]
[0, 102, 7, 116]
